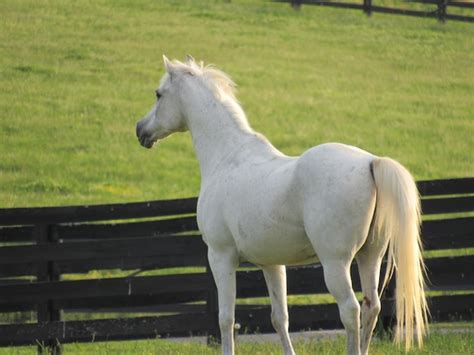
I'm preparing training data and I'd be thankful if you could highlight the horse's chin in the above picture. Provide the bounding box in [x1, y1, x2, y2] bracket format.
[139, 136, 159, 149]
[143, 142, 156, 149]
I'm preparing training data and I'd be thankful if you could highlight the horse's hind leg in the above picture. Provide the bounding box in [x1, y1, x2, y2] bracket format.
[304, 227, 364, 354]
[262, 265, 295, 355]
[356, 234, 389, 355]
[304, 216, 368, 354]
[321, 260, 361, 355]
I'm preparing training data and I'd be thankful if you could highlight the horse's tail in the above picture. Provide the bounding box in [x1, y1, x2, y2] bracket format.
[371, 157, 428, 351]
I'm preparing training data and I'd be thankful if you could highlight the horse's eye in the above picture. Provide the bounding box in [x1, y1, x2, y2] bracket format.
[155, 91, 162, 100]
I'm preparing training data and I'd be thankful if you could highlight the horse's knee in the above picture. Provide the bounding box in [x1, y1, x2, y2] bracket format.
[219, 311, 234, 332]
[339, 297, 361, 331]
[271, 309, 289, 331]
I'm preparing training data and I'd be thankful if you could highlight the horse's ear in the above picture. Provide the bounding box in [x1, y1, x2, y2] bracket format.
[163, 55, 178, 77]
[185, 54, 195, 65]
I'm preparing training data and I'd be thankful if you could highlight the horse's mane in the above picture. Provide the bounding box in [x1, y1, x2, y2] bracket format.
[168, 59, 238, 102]
[166, 57, 253, 130]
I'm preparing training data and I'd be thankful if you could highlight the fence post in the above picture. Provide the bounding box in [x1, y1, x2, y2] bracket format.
[205, 259, 220, 345]
[35, 224, 62, 355]
[363, 0, 373, 16]
[291, 0, 302, 10]
[437, 0, 447, 22]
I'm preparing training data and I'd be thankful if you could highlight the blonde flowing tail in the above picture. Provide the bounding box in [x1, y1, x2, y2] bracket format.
[371, 157, 429, 351]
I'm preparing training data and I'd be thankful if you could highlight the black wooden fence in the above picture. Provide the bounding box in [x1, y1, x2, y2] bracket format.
[287, 0, 474, 22]
[0, 177, 473, 353]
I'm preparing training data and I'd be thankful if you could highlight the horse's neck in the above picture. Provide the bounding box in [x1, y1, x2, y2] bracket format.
[183, 91, 278, 182]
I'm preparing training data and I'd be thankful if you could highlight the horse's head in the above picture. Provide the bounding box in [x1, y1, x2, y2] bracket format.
[136, 55, 240, 149]
[136, 55, 193, 149]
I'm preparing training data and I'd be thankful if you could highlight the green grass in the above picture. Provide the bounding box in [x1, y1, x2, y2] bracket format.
[1, 0, 473, 352]
[1, 330, 473, 354]
[0, 0, 473, 208]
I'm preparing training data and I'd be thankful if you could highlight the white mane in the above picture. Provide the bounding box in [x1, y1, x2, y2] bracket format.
[168, 59, 238, 102]
[164, 58, 254, 131]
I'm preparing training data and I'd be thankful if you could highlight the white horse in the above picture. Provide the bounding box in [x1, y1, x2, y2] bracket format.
[136, 56, 428, 355]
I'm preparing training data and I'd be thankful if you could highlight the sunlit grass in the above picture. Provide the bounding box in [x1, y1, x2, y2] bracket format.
[0, 1, 472, 352]
[0, 329, 473, 354]
[0, 0, 473, 208]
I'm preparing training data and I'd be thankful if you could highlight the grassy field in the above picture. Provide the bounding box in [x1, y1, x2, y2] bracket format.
[0, 0, 473, 208]
[1, 0, 473, 353]
[1, 329, 473, 354]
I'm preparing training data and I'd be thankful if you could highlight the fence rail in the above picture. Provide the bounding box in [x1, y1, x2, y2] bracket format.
[287, 0, 474, 22]
[0, 177, 473, 353]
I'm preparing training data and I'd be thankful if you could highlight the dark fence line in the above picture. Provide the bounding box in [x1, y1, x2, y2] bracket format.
[0, 255, 471, 314]
[0, 178, 471, 225]
[1, 293, 472, 348]
[0, 197, 198, 226]
[0, 210, 472, 261]
[287, 0, 474, 22]
[0, 178, 473, 353]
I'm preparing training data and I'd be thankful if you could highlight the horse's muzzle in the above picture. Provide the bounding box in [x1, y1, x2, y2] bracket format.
[136, 121, 154, 149]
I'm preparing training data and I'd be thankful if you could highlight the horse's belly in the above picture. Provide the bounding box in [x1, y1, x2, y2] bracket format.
[233, 223, 316, 266]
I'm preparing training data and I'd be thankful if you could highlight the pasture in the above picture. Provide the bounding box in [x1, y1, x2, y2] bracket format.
[0, 329, 473, 354]
[0, 0, 473, 208]
[0, 0, 473, 353]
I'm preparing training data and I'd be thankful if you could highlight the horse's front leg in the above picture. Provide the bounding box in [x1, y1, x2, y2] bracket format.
[262, 265, 295, 355]
[208, 247, 239, 355]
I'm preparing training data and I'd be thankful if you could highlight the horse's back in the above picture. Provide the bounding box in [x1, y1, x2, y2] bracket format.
[297, 142, 375, 190]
